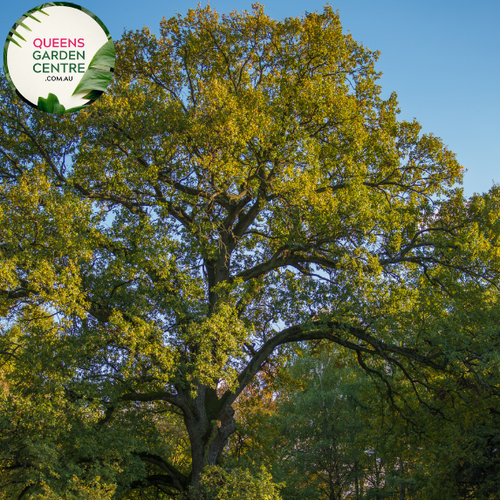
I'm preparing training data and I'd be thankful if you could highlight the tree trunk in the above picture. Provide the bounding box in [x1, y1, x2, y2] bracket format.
[399, 457, 406, 500]
[182, 385, 236, 485]
[354, 460, 360, 500]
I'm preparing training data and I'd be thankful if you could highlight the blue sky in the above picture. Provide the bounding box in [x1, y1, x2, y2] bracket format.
[2, 0, 499, 197]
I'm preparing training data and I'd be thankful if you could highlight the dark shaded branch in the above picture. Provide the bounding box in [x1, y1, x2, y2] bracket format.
[0, 288, 30, 300]
[133, 452, 189, 491]
[235, 252, 337, 282]
[16, 485, 33, 500]
[120, 391, 185, 410]
[355, 351, 417, 426]
[97, 406, 115, 427]
[218, 319, 447, 415]
[15, 120, 67, 184]
[130, 474, 179, 491]
[228, 196, 263, 250]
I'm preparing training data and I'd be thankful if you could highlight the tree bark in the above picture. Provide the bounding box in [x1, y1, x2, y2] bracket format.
[182, 385, 236, 485]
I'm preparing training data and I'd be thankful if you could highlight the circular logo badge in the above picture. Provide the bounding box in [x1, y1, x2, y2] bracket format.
[4, 3, 115, 114]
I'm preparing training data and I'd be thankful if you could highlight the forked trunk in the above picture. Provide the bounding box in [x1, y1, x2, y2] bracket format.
[182, 385, 236, 487]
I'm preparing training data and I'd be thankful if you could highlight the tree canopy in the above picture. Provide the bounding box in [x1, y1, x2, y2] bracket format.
[1, 4, 500, 499]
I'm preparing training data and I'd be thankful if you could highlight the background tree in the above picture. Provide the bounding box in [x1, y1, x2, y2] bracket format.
[228, 343, 500, 500]
[1, 4, 500, 498]
[265, 350, 369, 500]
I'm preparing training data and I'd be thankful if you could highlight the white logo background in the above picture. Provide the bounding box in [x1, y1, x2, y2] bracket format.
[6, 5, 111, 111]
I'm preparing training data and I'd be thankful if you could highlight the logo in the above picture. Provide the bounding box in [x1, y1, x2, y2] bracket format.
[4, 3, 115, 114]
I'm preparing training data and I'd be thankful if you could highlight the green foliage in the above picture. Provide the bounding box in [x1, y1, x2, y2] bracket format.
[272, 353, 367, 499]
[226, 347, 500, 500]
[1, 3, 500, 499]
[185, 465, 282, 500]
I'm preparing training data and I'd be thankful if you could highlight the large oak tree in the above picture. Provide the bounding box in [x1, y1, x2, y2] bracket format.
[1, 4, 500, 499]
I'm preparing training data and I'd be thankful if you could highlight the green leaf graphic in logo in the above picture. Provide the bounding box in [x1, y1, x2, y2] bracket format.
[37, 93, 85, 114]
[4, 6, 47, 79]
[38, 93, 66, 113]
[72, 39, 115, 98]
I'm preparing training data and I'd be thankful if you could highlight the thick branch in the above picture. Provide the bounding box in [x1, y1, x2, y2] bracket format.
[130, 474, 179, 491]
[133, 452, 189, 491]
[235, 251, 337, 282]
[218, 319, 447, 414]
[120, 391, 186, 410]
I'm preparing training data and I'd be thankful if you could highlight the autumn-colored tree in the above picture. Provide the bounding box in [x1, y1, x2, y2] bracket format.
[1, 4, 500, 499]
